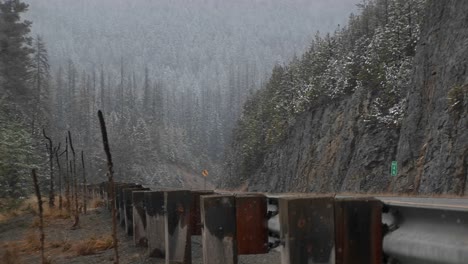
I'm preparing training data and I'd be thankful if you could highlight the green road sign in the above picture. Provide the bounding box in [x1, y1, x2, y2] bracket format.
[391, 161, 398, 176]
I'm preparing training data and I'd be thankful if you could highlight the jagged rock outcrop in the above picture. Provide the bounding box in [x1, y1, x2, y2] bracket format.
[230, 0, 467, 195]
[244, 87, 400, 193]
[393, 0, 468, 195]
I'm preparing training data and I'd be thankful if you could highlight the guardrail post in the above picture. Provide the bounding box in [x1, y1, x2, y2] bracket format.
[91, 184, 98, 200]
[165, 190, 192, 264]
[190, 191, 215, 236]
[201, 195, 237, 264]
[145, 191, 166, 258]
[123, 187, 149, 235]
[101, 182, 109, 209]
[111, 182, 126, 211]
[118, 185, 141, 226]
[133, 190, 149, 247]
[236, 194, 268, 255]
[334, 197, 382, 264]
[114, 183, 124, 214]
[118, 185, 131, 225]
[114, 183, 131, 215]
[279, 196, 335, 264]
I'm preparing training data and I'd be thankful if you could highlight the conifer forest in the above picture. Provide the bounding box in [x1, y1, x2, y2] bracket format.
[1, 0, 468, 263]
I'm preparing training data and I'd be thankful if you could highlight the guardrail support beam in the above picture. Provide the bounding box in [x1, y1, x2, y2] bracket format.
[165, 190, 192, 264]
[201, 195, 238, 264]
[145, 191, 166, 258]
[236, 194, 268, 255]
[123, 187, 149, 235]
[190, 191, 215, 236]
[279, 196, 335, 264]
[334, 198, 382, 264]
[133, 190, 149, 247]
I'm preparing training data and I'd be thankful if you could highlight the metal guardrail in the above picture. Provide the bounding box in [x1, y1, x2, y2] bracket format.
[265, 195, 468, 264]
[381, 197, 468, 264]
[90, 182, 468, 264]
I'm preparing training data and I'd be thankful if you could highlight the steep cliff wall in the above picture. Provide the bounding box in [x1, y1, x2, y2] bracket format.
[233, 0, 467, 195]
[393, 0, 468, 195]
[245, 86, 400, 193]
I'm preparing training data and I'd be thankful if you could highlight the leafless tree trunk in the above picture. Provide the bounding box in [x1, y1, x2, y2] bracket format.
[81, 151, 87, 214]
[43, 129, 55, 208]
[31, 169, 46, 264]
[56, 145, 65, 210]
[68, 131, 80, 229]
[98, 110, 119, 264]
[65, 136, 71, 215]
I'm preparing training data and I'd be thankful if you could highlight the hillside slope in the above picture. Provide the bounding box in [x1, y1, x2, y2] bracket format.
[224, 0, 467, 195]
[238, 71, 401, 193]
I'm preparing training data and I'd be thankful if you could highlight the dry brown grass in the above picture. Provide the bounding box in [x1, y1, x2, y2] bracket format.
[1, 243, 54, 264]
[1, 245, 21, 264]
[46, 239, 72, 252]
[0, 231, 41, 255]
[28, 204, 70, 228]
[73, 235, 114, 256]
[23, 230, 41, 251]
[43, 206, 71, 220]
[60, 241, 72, 253]
[89, 197, 105, 209]
[0, 209, 22, 222]
[49, 240, 62, 249]
[0, 196, 69, 224]
[30, 217, 43, 228]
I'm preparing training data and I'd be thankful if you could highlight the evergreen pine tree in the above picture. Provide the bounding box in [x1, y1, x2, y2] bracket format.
[0, 0, 33, 100]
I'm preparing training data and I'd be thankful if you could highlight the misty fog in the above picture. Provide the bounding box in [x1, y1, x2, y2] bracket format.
[24, 0, 358, 185]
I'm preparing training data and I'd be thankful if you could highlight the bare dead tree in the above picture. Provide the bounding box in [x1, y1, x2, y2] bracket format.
[98, 110, 119, 264]
[65, 136, 71, 214]
[52, 144, 60, 208]
[43, 129, 55, 208]
[31, 169, 46, 264]
[68, 136, 75, 212]
[69, 159, 75, 218]
[56, 144, 65, 210]
[81, 150, 87, 214]
[68, 131, 80, 229]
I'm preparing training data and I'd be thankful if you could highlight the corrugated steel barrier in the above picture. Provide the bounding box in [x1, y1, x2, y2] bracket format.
[87, 182, 468, 264]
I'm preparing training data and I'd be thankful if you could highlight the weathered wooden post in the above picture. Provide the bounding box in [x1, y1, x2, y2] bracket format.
[201, 195, 237, 264]
[133, 190, 150, 247]
[190, 191, 215, 236]
[334, 197, 382, 264]
[165, 190, 192, 264]
[236, 194, 268, 255]
[279, 196, 335, 264]
[123, 187, 149, 235]
[145, 191, 166, 258]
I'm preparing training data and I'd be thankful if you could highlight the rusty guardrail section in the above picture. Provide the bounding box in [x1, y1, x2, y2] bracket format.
[87, 182, 468, 264]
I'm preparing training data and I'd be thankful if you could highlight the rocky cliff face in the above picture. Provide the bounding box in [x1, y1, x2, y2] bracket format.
[241, 0, 467, 195]
[393, 0, 468, 195]
[245, 85, 401, 193]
